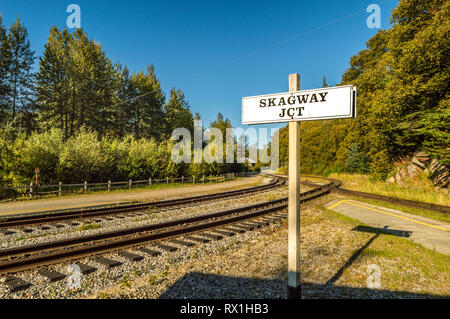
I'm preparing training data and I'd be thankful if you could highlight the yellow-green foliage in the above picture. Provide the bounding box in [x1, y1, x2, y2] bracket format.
[329, 173, 450, 207]
[278, 0, 450, 180]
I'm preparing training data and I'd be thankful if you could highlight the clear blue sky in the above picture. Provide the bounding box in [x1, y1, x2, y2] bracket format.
[1, 0, 397, 140]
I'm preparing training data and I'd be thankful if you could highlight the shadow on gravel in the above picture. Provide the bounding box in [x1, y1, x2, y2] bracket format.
[158, 272, 446, 299]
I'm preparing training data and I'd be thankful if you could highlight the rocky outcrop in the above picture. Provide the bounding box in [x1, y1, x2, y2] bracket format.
[387, 151, 449, 188]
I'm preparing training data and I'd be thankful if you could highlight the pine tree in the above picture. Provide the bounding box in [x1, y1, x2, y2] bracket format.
[36, 27, 71, 137]
[164, 88, 194, 138]
[0, 15, 12, 124]
[6, 17, 35, 126]
[128, 65, 165, 140]
[322, 75, 328, 88]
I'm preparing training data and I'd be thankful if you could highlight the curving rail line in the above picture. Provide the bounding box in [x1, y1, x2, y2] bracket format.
[0, 176, 286, 229]
[0, 175, 334, 276]
[301, 175, 450, 214]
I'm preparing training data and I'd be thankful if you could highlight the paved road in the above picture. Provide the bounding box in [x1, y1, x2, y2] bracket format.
[0, 176, 264, 217]
[326, 199, 450, 255]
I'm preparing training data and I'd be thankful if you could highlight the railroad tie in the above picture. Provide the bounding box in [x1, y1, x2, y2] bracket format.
[67, 222, 80, 226]
[38, 225, 52, 231]
[138, 248, 162, 257]
[225, 227, 246, 234]
[118, 251, 144, 262]
[234, 224, 255, 231]
[154, 243, 179, 252]
[197, 233, 223, 241]
[54, 224, 66, 228]
[19, 228, 34, 233]
[184, 236, 210, 243]
[74, 263, 97, 275]
[254, 220, 270, 226]
[94, 256, 122, 269]
[168, 239, 195, 247]
[38, 269, 66, 282]
[260, 217, 279, 223]
[3, 277, 32, 292]
[241, 222, 262, 228]
[210, 229, 235, 237]
[0, 229, 15, 235]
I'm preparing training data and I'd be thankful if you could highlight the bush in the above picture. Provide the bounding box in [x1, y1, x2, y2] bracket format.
[58, 129, 107, 183]
[344, 144, 369, 174]
[6, 129, 63, 185]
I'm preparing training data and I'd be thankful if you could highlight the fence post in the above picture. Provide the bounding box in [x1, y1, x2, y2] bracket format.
[59, 182, 62, 196]
[210, 175, 212, 183]
[149, 177, 152, 187]
[182, 176, 184, 184]
[129, 179, 132, 190]
[193, 176, 195, 184]
[84, 181, 87, 194]
[29, 182, 33, 199]
[166, 177, 169, 185]
[108, 180, 111, 192]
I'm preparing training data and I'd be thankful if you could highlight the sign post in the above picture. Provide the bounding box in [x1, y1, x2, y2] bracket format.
[242, 74, 356, 300]
[35, 167, 40, 194]
[287, 74, 301, 299]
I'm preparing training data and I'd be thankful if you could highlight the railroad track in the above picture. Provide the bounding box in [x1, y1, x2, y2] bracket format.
[0, 176, 334, 292]
[3, 172, 444, 293]
[300, 175, 450, 214]
[0, 175, 286, 231]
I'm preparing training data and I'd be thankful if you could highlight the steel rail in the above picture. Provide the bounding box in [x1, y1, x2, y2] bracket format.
[0, 176, 286, 228]
[301, 175, 449, 214]
[0, 180, 330, 275]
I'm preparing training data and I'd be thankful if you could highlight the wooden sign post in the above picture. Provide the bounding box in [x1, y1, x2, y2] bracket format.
[287, 74, 301, 299]
[242, 74, 356, 299]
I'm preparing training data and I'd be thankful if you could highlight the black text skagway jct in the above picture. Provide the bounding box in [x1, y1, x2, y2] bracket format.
[258, 92, 328, 119]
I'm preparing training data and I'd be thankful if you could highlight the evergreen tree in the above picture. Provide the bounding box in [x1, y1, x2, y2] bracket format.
[36, 27, 71, 137]
[0, 16, 12, 124]
[322, 75, 328, 88]
[6, 17, 35, 126]
[164, 88, 194, 138]
[128, 65, 165, 140]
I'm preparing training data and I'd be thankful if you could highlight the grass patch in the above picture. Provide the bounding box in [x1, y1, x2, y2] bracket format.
[265, 193, 281, 201]
[320, 206, 450, 296]
[348, 195, 450, 224]
[328, 173, 449, 206]
[146, 206, 158, 215]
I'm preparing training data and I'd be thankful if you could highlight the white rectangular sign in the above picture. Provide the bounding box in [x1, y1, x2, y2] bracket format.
[242, 85, 356, 125]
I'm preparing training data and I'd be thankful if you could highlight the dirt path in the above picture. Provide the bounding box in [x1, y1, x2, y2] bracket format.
[0, 176, 264, 217]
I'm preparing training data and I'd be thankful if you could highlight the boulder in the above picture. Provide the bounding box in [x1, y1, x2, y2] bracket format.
[429, 159, 449, 188]
[387, 176, 396, 184]
[406, 164, 419, 177]
[414, 151, 431, 163]
[412, 156, 427, 169]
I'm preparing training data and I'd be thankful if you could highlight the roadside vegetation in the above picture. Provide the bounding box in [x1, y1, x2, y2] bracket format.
[328, 173, 449, 207]
[277, 0, 449, 182]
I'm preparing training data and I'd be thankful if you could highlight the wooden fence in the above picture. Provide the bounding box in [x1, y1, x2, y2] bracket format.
[0, 171, 257, 201]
